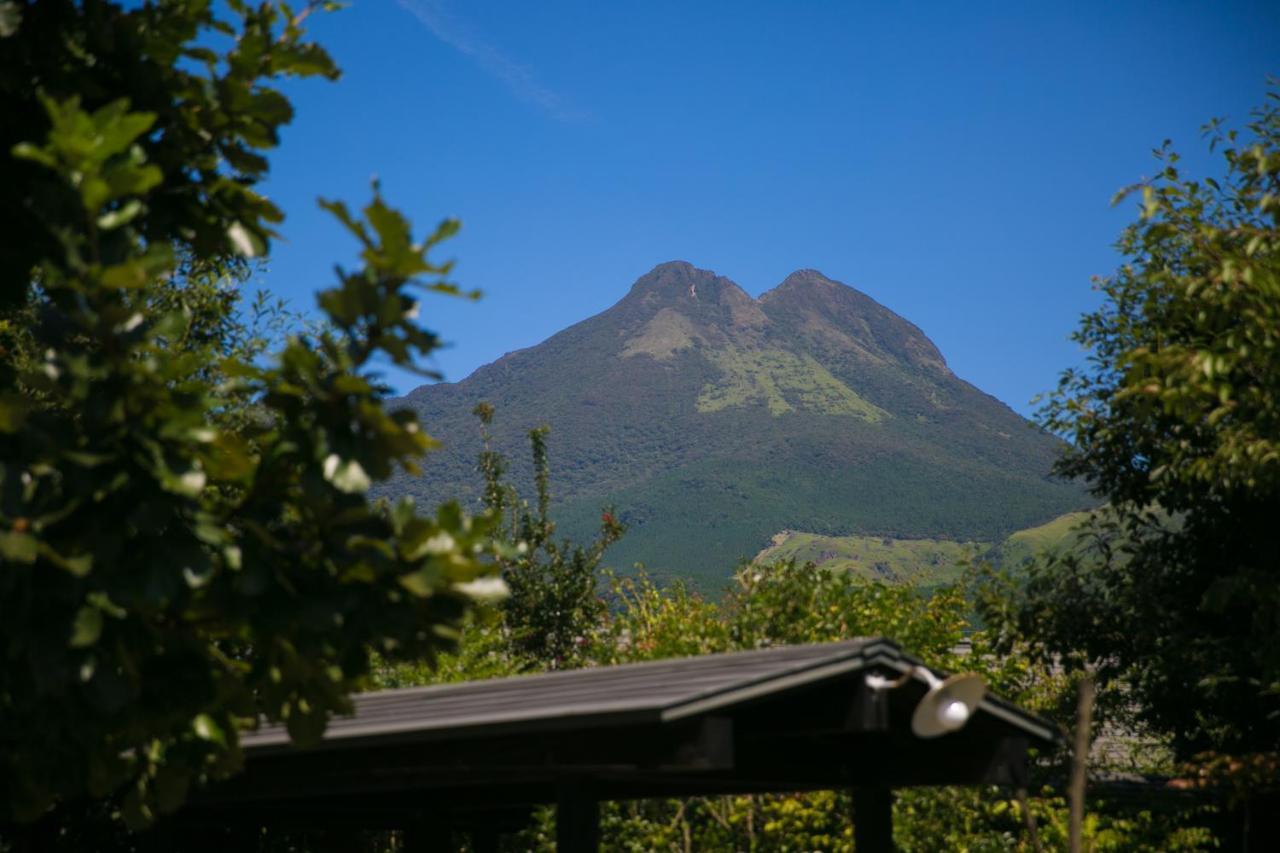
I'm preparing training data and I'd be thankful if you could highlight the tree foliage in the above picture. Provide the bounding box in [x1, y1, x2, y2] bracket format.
[578, 565, 1215, 852]
[473, 403, 623, 668]
[985, 86, 1280, 764]
[470, 562, 1209, 851]
[0, 0, 500, 826]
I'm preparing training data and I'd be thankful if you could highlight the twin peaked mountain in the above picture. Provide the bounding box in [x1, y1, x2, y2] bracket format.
[385, 261, 1089, 585]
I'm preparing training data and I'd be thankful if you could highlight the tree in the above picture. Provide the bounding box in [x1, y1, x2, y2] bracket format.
[473, 403, 624, 669]
[0, 0, 502, 827]
[986, 87, 1280, 764]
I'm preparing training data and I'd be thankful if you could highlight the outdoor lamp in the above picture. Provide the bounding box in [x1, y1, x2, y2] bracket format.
[865, 666, 987, 738]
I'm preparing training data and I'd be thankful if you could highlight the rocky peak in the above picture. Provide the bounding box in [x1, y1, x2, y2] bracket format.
[626, 261, 748, 305]
[761, 269, 950, 375]
[761, 268, 859, 302]
[622, 260, 767, 333]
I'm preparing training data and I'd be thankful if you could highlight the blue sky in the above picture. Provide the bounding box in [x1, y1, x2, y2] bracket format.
[261, 1, 1279, 416]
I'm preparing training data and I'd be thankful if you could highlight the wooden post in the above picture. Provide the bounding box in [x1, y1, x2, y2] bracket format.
[556, 782, 600, 853]
[1068, 674, 1096, 853]
[851, 787, 894, 853]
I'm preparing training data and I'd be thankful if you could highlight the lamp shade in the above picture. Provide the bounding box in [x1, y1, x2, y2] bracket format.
[910, 673, 986, 738]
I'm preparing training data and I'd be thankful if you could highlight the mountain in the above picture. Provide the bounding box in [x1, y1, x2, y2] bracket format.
[383, 261, 1093, 587]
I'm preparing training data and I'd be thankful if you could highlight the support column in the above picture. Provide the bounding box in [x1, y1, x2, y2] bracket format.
[556, 782, 600, 853]
[851, 787, 894, 853]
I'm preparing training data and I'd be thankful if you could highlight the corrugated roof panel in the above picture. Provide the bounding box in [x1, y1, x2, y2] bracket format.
[242, 639, 885, 749]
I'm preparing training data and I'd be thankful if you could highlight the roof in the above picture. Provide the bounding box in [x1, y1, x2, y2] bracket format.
[186, 638, 1061, 830]
[243, 638, 1057, 751]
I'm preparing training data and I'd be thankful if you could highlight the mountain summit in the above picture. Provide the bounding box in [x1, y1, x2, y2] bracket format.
[386, 262, 1090, 584]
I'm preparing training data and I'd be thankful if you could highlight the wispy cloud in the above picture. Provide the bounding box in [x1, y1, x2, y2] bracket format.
[396, 0, 583, 121]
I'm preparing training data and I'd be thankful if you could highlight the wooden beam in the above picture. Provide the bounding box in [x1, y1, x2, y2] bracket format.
[852, 787, 894, 853]
[200, 717, 733, 808]
[556, 782, 600, 853]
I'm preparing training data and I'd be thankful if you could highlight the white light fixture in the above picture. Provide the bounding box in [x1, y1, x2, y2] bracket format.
[865, 666, 987, 738]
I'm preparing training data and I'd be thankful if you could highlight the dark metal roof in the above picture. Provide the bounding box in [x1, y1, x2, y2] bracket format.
[187, 637, 1062, 832]
[243, 638, 1057, 752]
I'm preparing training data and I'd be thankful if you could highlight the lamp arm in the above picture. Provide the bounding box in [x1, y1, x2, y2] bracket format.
[864, 665, 941, 692]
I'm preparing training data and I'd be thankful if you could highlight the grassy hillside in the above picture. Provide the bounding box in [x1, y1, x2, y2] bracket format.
[735, 508, 1094, 595]
[753, 532, 983, 587]
[986, 510, 1092, 568]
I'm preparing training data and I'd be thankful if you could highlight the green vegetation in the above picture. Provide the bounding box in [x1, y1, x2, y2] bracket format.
[697, 345, 887, 419]
[474, 404, 623, 669]
[0, 0, 498, 828]
[373, 562, 1218, 851]
[554, 431, 1091, 589]
[375, 416, 1213, 849]
[754, 530, 982, 586]
[740, 510, 1096, 591]
[985, 89, 1280, 780]
[985, 510, 1092, 569]
[620, 306, 699, 359]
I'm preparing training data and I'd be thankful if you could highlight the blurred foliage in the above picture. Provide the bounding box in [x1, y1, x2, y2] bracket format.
[0, 0, 501, 829]
[980, 86, 1280, 772]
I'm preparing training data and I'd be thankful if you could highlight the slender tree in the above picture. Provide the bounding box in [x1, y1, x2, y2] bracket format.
[474, 404, 624, 668]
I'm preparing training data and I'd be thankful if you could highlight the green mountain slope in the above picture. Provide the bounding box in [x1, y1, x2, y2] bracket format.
[986, 510, 1093, 568]
[753, 532, 983, 587]
[382, 261, 1094, 586]
[748, 508, 1093, 590]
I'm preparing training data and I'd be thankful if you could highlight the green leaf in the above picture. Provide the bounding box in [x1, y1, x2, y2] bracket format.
[159, 467, 207, 498]
[398, 566, 442, 597]
[39, 543, 94, 577]
[227, 221, 265, 258]
[0, 1, 21, 37]
[0, 531, 37, 563]
[152, 764, 192, 815]
[0, 392, 30, 432]
[62, 450, 114, 467]
[9, 141, 54, 169]
[323, 453, 371, 493]
[97, 200, 143, 230]
[69, 607, 103, 647]
[100, 246, 176, 289]
[192, 713, 225, 745]
[284, 707, 328, 747]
